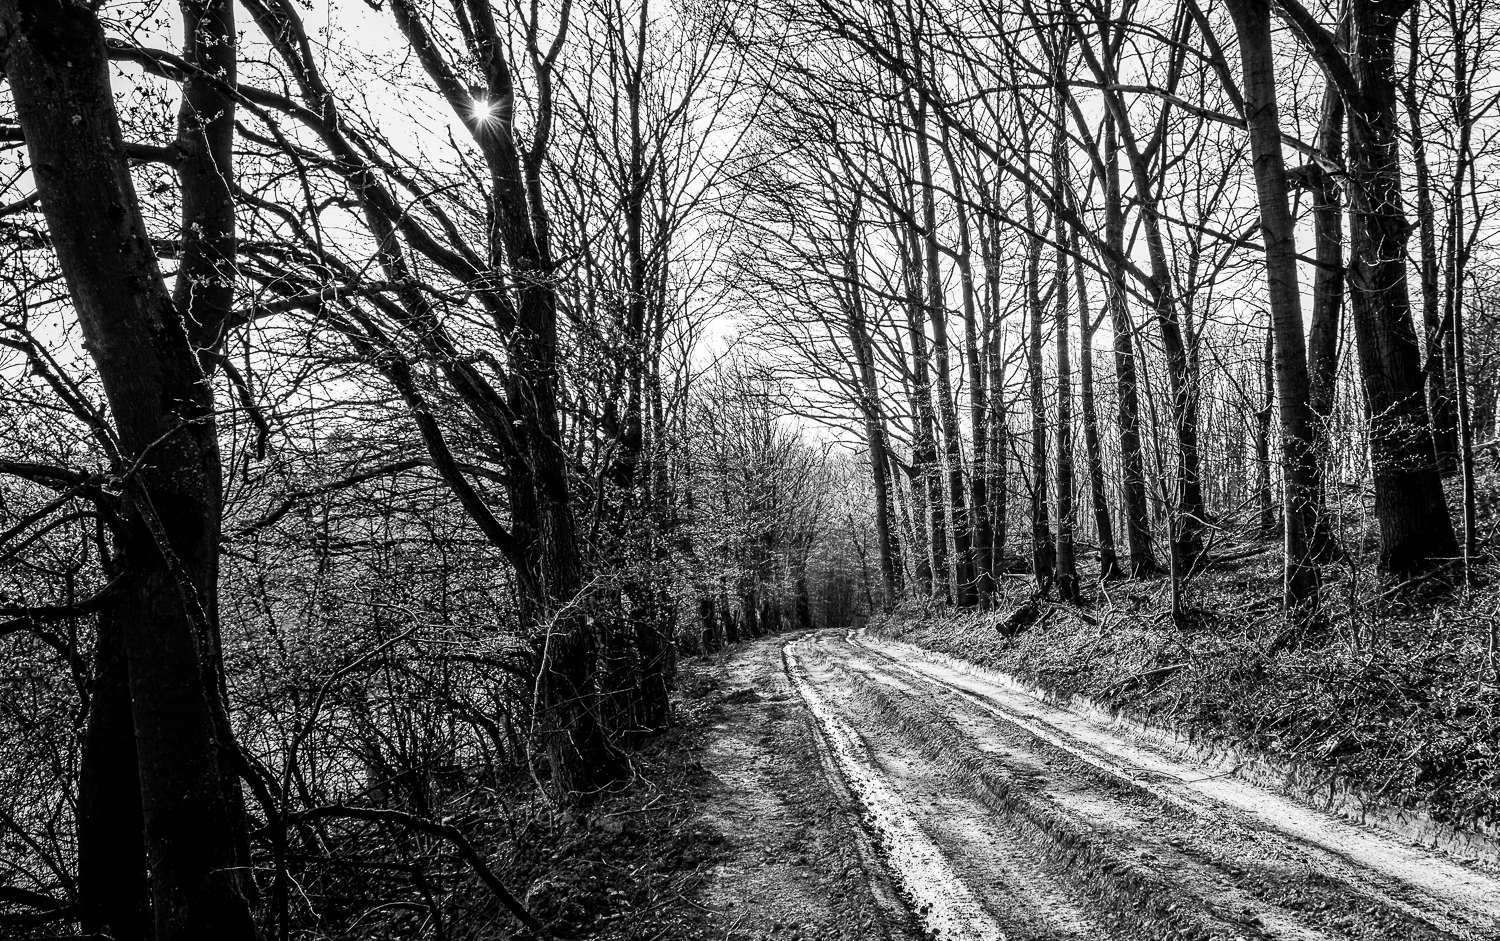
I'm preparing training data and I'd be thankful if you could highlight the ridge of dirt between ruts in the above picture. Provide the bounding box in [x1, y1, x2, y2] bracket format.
[868, 590, 1500, 863]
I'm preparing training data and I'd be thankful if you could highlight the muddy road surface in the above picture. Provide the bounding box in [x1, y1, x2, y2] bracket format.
[781, 629, 1500, 941]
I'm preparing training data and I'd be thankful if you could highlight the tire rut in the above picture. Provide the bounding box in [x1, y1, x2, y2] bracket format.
[782, 629, 1500, 941]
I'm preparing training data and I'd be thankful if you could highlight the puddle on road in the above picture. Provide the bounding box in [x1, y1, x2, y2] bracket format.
[785, 641, 1007, 941]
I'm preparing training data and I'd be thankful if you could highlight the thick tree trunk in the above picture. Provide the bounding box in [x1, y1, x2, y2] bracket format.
[632, 598, 671, 730]
[865, 433, 899, 610]
[77, 614, 151, 941]
[739, 589, 760, 639]
[0, 4, 257, 938]
[794, 558, 813, 628]
[1343, 0, 1459, 575]
[507, 312, 620, 792]
[368, 0, 625, 790]
[179, 0, 255, 885]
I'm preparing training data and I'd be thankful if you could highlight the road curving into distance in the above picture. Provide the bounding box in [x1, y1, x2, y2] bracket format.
[781, 629, 1500, 941]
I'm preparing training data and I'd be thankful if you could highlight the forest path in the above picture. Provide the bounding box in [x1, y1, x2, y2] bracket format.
[779, 628, 1500, 941]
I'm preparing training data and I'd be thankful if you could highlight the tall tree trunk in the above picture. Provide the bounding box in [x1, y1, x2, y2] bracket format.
[1405, 7, 1459, 477]
[989, 324, 1011, 577]
[1025, 196, 1055, 592]
[912, 99, 976, 606]
[1072, 232, 1122, 580]
[603, 30, 672, 731]
[1447, 3, 1478, 569]
[949, 146, 995, 604]
[1307, 73, 1345, 562]
[371, 0, 624, 790]
[1103, 116, 1157, 576]
[1075, 24, 1206, 570]
[904, 222, 948, 600]
[1341, 0, 1459, 575]
[179, 0, 256, 885]
[507, 285, 619, 795]
[1227, 0, 1323, 616]
[890, 457, 920, 592]
[699, 594, 719, 652]
[845, 204, 900, 608]
[1051, 179, 1080, 600]
[0, 4, 257, 937]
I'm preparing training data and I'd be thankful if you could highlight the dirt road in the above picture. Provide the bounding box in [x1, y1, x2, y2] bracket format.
[780, 629, 1500, 941]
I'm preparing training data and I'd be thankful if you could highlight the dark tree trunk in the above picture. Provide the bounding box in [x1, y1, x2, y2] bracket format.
[319, 0, 625, 792]
[1446, 6, 1479, 567]
[1071, 232, 1122, 580]
[989, 329, 1011, 576]
[721, 594, 740, 645]
[1025, 209, 1055, 592]
[794, 560, 813, 628]
[949, 150, 994, 604]
[1051, 167, 1080, 601]
[1338, 0, 1460, 575]
[913, 103, 976, 607]
[739, 590, 759, 639]
[632, 600, 671, 729]
[77, 614, 151, 941]
[1254, 326, 1277, 536]
[1078, 27, 1206, 570]
[179, 0, 255, 884]
[1227, 0, 1324, 615]
[904, 224, 947, 600]
[0, 4, 257, 937]
[699, 594, 719, 652]
[1307, 75, 1346, 562]
[1404, 8, 1459, 477]
[845, 203, 900, 609]
[1103, 116, 1157, 577]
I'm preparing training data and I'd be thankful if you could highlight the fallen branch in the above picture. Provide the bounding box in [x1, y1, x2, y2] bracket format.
[1046, 602, 1100, 627]
[1104, 662, 1187, 697]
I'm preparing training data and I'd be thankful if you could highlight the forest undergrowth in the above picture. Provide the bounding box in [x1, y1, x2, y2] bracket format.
[402, 669, 731, 940]
[872, 500, 1500, 839]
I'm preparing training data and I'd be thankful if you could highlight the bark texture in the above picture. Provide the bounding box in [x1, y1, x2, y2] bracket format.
[0, 3, 257, 937]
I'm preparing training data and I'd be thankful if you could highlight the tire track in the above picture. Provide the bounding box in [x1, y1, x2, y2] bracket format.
[782, 629, 1500, 941]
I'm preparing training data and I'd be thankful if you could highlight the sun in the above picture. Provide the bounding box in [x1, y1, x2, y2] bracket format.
[469, 97, 495, 124]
